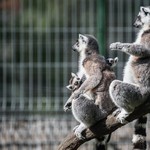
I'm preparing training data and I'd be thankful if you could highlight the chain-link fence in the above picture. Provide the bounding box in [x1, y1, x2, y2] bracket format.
[0, 0, 150, 149]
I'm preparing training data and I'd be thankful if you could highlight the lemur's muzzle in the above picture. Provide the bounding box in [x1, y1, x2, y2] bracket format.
[133, 23, 139, 28]
[71, 46, 76, 51]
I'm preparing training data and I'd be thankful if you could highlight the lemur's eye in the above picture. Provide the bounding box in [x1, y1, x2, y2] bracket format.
[77, 78, 80, 80]
[83, 40, 86, 43]
[76, 40, 79, 45]
[74, 81, 78, 85]
[138, 16, 141, 20]
[69, 86, 73, 89]
[110, 60, 114, 63]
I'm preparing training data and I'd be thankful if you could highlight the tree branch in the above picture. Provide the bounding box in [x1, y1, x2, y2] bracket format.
[56, 97, 150, 150]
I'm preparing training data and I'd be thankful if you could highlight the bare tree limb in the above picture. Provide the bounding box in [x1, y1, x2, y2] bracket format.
[56, 97, 150, 150]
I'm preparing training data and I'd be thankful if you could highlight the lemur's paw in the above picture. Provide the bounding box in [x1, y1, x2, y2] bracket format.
[63, 106, 70, 112]
[112, 108, 121, 116]
[116, 113, 129, 124]
[110, 42, 122, 50]
[122, 46, 128, 52]
[63, 102, 72, 112]
[74, 129, 85, 140]
[73, 125, 79, 132]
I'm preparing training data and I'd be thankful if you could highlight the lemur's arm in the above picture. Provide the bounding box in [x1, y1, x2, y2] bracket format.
[73, 61, 103, 99]
[79, 74, 102, 94]
[64, 94, 73, 112]
[110, 42, 150, 58]
[80, 74, 86, 84]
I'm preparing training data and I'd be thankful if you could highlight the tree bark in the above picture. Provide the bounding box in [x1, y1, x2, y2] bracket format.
[56, 97, 150, 150]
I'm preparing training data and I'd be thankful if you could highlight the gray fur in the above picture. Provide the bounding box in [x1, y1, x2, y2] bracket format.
[109, 6, 150, 124]
[72, 95, 102, 139]
[132, 115, 147, 150]
[64, 34, 116, 139]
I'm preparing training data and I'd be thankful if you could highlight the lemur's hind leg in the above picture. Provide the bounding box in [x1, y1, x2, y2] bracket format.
[74, 123, 87, 140]
[109, 80, 148, 124]
[116, 108, 130, 124]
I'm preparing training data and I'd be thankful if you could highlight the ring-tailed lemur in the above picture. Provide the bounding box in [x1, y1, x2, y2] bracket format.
[66, 71, 114, 149]
[106, 57, 118, 70]
[64, 34, 116, 141]
[65, 72, 109, 149]
[109, 6, 150, 150]
[66, 73, 82, 91]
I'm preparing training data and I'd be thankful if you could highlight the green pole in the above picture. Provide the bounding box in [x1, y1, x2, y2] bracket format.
[97, 0, 106, 56]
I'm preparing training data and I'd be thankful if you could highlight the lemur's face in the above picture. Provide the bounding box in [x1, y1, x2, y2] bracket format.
[106, 57, 118, 68]
[134, 6, 150, 28]
[71, 34, 88, 53]
[66, 73, 81, 91]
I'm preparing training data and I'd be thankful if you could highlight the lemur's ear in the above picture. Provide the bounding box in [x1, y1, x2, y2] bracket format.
[79, 34, 84, 39]
[114, 57, 119, 63]
[66, 85, 73, 90]
[71, 72, 76, 77]
[141, 7, 149, 15]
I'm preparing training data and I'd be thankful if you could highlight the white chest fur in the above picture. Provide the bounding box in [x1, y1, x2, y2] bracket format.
[77, 51, 86, 78]
[123, 28, 145, 83]
[123, 56, 135, 84]
[134, 29, 143, 44]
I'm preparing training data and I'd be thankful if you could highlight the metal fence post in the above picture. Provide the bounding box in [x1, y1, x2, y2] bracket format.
[97, 0, 106, 56]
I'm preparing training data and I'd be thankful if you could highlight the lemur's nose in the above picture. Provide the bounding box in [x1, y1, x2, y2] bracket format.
[71, 46, 76, 51]
[133, 23, 136, 27]
[133, 23, 139, 28]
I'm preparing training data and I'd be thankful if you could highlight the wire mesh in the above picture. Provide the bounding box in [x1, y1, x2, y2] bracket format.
[0, 0, 150, 150]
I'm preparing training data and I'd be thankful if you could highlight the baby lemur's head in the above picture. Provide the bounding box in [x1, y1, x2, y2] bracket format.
[106, 57, 118, 69]
[134, 6, 150, 29]
[66, 73, 81, 91]
[71, 34, 99, 56]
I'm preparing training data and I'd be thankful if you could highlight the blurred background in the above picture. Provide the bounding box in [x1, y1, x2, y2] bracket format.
[0, 0, 150, 149]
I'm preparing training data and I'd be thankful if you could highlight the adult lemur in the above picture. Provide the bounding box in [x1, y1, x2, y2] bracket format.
[109, 6, 150, 149]
[64, 34, 116, 141]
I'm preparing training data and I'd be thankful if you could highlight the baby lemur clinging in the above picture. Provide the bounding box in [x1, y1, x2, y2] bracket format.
[109, 6, 150, 124]
[66, 73, 81, 91]
[64, 34, 117, 139]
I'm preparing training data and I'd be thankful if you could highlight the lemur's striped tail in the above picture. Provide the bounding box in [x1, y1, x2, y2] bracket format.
[132, 115, 147, 150]
[96, 134, 111, 150]
[96, 136, 105, 150]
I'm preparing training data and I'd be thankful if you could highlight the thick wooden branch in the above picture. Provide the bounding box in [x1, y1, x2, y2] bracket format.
[56, 97, 150, 150]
